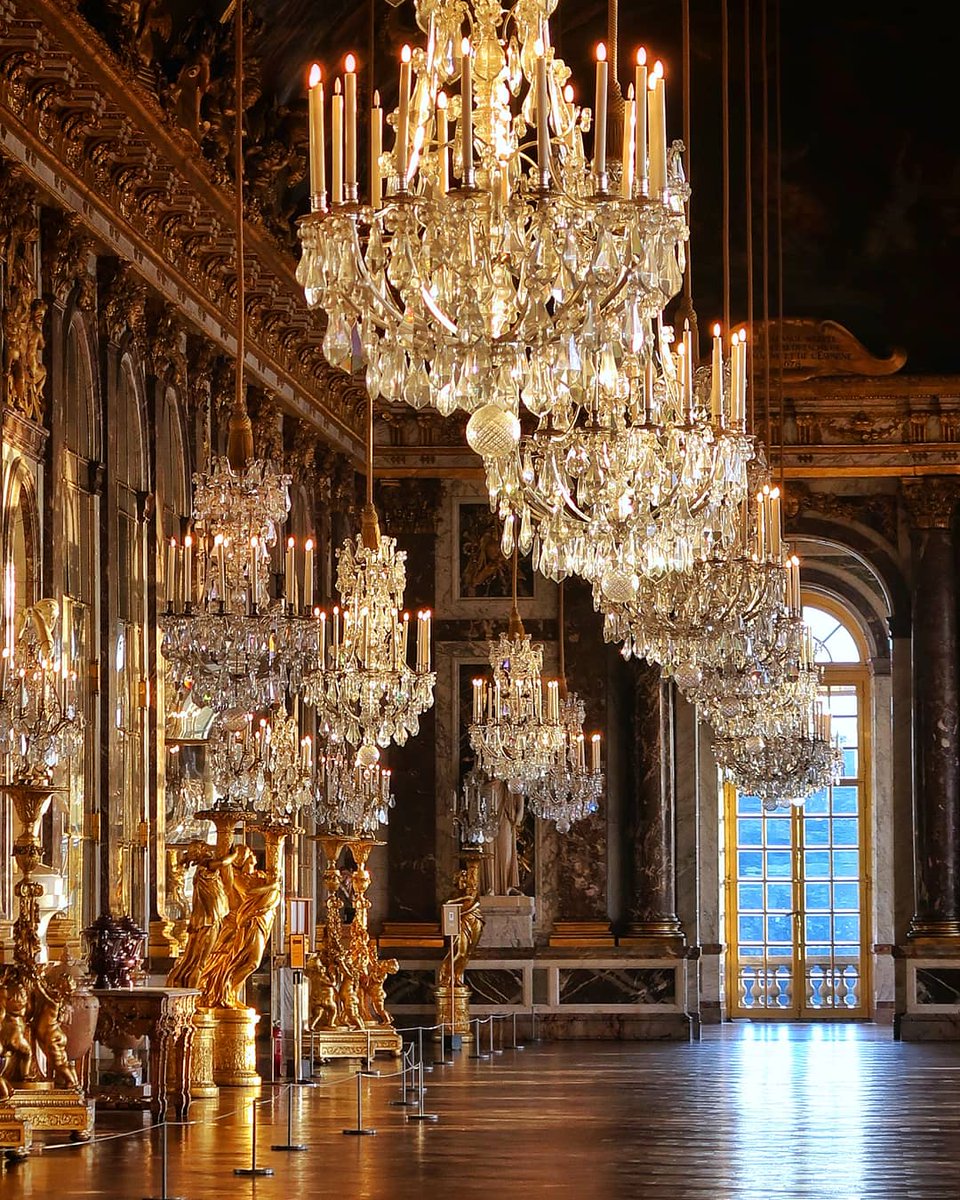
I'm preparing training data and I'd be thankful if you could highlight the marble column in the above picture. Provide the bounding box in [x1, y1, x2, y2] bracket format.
[620, 659, 684, 945]
[903, 478, 960, 938]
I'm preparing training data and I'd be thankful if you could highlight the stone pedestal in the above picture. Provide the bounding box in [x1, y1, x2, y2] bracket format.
[188, 1008, 217, 1098]
[433, 984, 473, 1041]
[211, 1007, 260, 1088]
[478, 895, 535, 949]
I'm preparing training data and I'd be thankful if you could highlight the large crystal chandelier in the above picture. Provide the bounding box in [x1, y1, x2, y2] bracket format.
[297, 0, 689, 423]
[453, 766, 502, 847]
[714, 702, 843, 811]
[469, 322, 756, 588]
[596, 479, 788, 675]
[315, 738, 394, 835]
[526, 581, 603, 831]
[469, 547, 563, 785]
[303, 393, 435, 759]
[0, 597, 82, 785]
[207, 704, 313, 822]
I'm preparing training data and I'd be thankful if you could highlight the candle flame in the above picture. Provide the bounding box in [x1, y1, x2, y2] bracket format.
[739, 328, 747, 343]
[637, 47, 647, 66]
[305, 537, 314, 551]
[345, 52, 356, 72]
[334, 78, 341, 94]
[713, 322, 721, 337]
[402, 44, 412, 63]
[654, 59, 664, 80]
[627, 82, 635, 100]
[184, 533, 193, 547]
[596, 42, 607, 63]
[648, 73, 657, 92]
[770, 486, 780, 499]
[373, 88, 381, 106]
[563, 84, 574, 102]
[287, 535, 295, 548]
[461, 37, 471, 56]
[437, 89, 447, 109]
[791, 554, 800, 567]
[308, 63, 322, 88]
[534, 37, 544, 56]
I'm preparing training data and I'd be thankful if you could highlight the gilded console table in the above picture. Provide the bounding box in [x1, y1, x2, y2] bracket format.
[92, 987, 199, 1120]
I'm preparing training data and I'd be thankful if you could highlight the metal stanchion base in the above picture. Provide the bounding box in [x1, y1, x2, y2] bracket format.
[468, 1049, 490, 1060]
[390, 1099, 419, 1107]
[143, 1195, 186, 1199]
[406, 1112, 439, 1123]
[342, 1127, 377, 1136]
[233, 1167, 275, 1177]
[270, 1143, 308, 1152]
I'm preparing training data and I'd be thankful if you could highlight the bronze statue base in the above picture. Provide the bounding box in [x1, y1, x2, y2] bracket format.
[307, 1026, 402, 1061]
[433, 985, 473, 1041]
[0, 1107, 31, 1160]
[3, 1087, 93, 1142]
[188, 1008, 218, 1099]
[211, 1007, 261, 1088]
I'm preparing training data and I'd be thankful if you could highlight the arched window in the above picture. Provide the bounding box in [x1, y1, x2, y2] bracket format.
[725, 596, 872, 1017]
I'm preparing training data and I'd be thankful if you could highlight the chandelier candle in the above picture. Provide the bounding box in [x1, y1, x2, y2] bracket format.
[436, 92, 449, 193]
[621, 84, 636, 198]
[710, 324, 724, 423]
[304, 538, 314, 610]
[635, 49, 648, 193]
[344, 55, 357, 199]
[398, 45, 411, 184]
[166, 537, 176, 606]
[460, 39, 473, 184]
[648, 61, 666, 196]
[308, 64, 325, 209]
[535, 41, 550, 186]
[593, 43, 608, 185]
[370, 90, 382, 206]
[331, 79, 343, 204]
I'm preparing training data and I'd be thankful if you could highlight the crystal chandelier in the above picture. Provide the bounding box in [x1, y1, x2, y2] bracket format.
[0, 597, 82, 785]
[526, 581, 603, 831]
[469, 322, 756, 589]
[297, 0, 689, 423]
[453, 765, 502, 847]
[469, 547, 563, 785]
[207, 705, 313, 822]
[597, 480, 790, 677]
[159, 402, 320, 711]
[303, 393, 435, 759]
[714, 702, 843, 811]
[315, 739, 394, 835]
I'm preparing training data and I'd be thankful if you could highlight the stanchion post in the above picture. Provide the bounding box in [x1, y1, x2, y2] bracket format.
[234, 1098, 275, 1177]
[510, 1009, 524, 1050]
[342, 1070, 377, 1136]
[390, 1043, 417, 1107]
[143, 1117, 186, 1200]
[406, 1059, 438, 1124]
[417, 1025, 432, 1072]
[271, 1084, 308, 1152]
[489, 1015, 502, 1056]
[469, 1017, 489, 1060]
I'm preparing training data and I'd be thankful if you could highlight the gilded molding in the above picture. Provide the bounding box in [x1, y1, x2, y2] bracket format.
[902, 478, 960, 531]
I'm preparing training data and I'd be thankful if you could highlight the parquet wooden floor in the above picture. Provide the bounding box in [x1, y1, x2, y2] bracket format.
[5, 1023, 960, 1199]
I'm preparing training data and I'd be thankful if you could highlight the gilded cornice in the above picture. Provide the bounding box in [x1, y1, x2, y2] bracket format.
[0, 0, 365, 460]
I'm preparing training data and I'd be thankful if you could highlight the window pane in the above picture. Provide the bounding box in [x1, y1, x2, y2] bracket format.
[766, 851, 792, 878]
[832, 818, 859, 847]
[738, 883, 764, 910]
[766, 882, 793, 911]
[804, 789, 829, 815]
[805, 882, 831, 911]
[804, 818, 830, 847]
[738, 818, 763, 847]
[832, 786, 859, 814]
[833, 850, 859, 878]
[767, 915, 793, 942]
[805, 915, 831, 943]
[737, 793, 762, 815]
[739, 915, 763, 943]
[833, 882, 859, 910]
[833, 914, 860, 943]
[738, 850, 763, 878]
[765, 818, 792, 847]
[804, 850, 831, 879]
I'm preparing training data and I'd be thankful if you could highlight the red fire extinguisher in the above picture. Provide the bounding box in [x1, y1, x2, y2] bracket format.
[272, 1021, 283, 1080]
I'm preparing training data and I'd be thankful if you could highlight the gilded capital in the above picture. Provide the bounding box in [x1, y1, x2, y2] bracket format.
[902, 478, 960, 531]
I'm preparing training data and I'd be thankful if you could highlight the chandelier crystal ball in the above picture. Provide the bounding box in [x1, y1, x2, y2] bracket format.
[303, 506, 435, 756]
[525, 690, 603, 832]
[468, 614, 564, 785]
[297, 0, 690, 423]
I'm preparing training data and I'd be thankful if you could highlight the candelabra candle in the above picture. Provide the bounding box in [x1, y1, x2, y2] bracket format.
[332, 79, 343, 204]
[535, 40, 551, 185]
[371, 90, 383, 206]
[635, 48, 648, 193]
[398, 45, 411, 184]
[460, 39, 473, 183]
[621, 84, 636, 198]
[304, 538, 314, 610]
[166, 537, 176, 606]
[563, 83, 577, 149]
[319, 610, 326, 667]
[576, 732, 585, 770]
[308, 64, 325, 209]
[593, 43, 608, 184]
[755, 492, 766, 561]
[333, 605, 341, 666]
[344, 54, 357, 195]
[770, 488, 782, 558]
[402, 611, 409, 663]
[738, 329, 748, 425]
[183, 534, 193, 607]
[436, 91, 449, 193]
[648, 60, 666, 197]
[285, 536, 296, 610]
[591, 733, 601, 772]
[710, 324, 724, 423]
[473, 678, 483, 722]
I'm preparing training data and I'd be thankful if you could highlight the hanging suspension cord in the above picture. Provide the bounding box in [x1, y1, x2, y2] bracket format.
[744, 0, 755, 428]
[774, 0, 785, 488]
[223, 0, 253, 468]
[558, 579, 567, 697]
[676, 0, 697, 345]
[761, 0, 771, 459]
[508, 542, 523, 636]
[721, 0, 730, 334]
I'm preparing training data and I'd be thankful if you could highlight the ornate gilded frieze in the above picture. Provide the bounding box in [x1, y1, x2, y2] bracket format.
[0, 164, 46, 425]
[901, 477, 960, 532]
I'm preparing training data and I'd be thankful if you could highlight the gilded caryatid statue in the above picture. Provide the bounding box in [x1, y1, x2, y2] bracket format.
[199, 830, 284, 1011]
[165, 840, 240, 991]
[438, 857, 485, 990]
